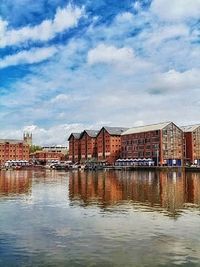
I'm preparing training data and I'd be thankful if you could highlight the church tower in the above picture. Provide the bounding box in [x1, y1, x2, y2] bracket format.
[23, 132, 33, 146]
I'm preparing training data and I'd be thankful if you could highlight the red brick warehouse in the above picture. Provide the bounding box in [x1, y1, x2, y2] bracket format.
[68, 126, 128, 164]
[121, 122, 184, 166]
[181, 124, 200, 165]
[80, 130, 99, 162]
[68, 133, 81, 163]
[96, 127, 128, 165]
[0, 138, 30, 166]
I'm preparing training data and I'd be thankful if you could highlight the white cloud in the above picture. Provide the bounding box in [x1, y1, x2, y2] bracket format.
[50, 94, 89, 105]
[133, 120, 144, 127]
[87, 43, 152, 73]
[0, 46, 58, 68]
[88, 43, 134, 65]
[151, 0, 200, 21]
[115, 12, 134, 23]
[0, 122, 109, 146]
[146, 24, 189, 46]
[0, 4, 84, 48]
[0, 124, 77, 146]
[50, 94, 69, 104]
[0, 18, 7, 37]
[53, 5, 82, 32]
[133, 1, 142, 11]
[151, 68, 200, 92]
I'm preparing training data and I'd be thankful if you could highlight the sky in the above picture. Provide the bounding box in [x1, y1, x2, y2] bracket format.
[0, 0, 200, 145]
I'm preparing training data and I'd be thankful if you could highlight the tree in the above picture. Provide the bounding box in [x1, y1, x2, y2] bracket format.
[30, 145, 42, 153]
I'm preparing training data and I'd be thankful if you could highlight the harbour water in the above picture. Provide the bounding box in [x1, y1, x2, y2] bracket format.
[0, 169, 200, 266]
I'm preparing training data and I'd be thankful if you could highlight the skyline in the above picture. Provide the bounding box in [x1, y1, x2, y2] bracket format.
[0, 0, 200, 145]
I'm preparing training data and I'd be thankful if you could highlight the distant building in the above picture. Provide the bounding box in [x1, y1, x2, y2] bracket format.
[23, 132, 32, 146]
[80, 130, 99, 162]
[68, 133, 81, 163]
[181, 124, 200, 165]
[96, 127, 128, 164]
[0, 138, 30, 166]
[121, 122, 184, 166]
[42, 145, 68, 155]
[30, 151, 65, 164]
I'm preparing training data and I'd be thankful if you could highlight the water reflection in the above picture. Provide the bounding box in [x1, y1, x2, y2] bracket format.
[0, 170, 200, 266]
[0, 169, 200, 216]
[0, 170, 32, 197]
[69, 170, 200, 217]
[186, 172, 200, 205]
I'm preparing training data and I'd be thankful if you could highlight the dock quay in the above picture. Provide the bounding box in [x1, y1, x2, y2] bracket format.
[101, 166, 186, 171]
[81, 165, 200, 172]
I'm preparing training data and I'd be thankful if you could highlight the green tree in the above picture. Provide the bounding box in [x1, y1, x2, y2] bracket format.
[30, 145, 42, 153]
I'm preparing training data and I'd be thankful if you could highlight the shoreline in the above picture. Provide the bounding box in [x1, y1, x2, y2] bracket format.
[1, 165, 200, 172]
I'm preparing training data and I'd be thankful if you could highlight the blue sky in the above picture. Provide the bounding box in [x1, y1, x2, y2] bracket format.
[0, 0, 200, 145]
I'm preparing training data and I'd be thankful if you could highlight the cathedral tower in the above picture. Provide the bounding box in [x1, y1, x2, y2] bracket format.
[23, 132, 32, 146]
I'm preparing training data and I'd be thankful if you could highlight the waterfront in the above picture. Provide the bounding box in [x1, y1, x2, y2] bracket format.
[0, 170, 200, 266]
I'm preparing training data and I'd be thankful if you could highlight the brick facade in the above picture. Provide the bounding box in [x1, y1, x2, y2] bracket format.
[182, 125, 200, 165]
[68, 127, 127, 164]
[68, 133, 81, 163]
[97, 127, 125, 164]
[0, 139, 30, 166]
[121, 122, 184, 166]
[30, 151, 65, 164]
[80, 130, 98, 162]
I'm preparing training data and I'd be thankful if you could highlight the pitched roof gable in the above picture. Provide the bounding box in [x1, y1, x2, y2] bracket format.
[121, 122, 172, 135]
[181, 124, 200, 132]
[84, 130, 99, 138]
[68, 133, 81, 141]
[103, 126, 129, 136]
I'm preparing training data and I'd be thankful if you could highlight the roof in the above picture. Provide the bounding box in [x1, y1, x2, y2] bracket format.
[0, 139, 25, 144]
[68, 133, 81, 141]
[83, 130, 99, 138]
[181, 124, 200, 132]
[103, 126, 129, 135]
[121, 122, 172, 135]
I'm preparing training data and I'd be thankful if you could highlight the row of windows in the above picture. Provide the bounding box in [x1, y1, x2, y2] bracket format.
[123, 131, 160, 140]
[123, 137, 160, 145]
[122, 144, 159, 151]
[122, 152, 157, 157]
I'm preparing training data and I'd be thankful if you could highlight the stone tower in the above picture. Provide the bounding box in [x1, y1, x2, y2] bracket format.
[23, 132, 33, 146]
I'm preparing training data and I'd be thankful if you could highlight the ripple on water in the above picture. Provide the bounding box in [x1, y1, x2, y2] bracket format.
[0, 170, 200, 266]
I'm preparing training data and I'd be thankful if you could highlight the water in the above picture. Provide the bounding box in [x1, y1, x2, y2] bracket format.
[0, 169, 200, 267]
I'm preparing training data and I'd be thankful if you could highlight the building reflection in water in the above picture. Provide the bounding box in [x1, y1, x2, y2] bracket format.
[0, 170, 32, 197]
[69, 170, 200, 216]
[186, 172, 200, 205]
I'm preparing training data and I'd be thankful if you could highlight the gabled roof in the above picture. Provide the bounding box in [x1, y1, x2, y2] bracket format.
[121, 122, 172, 135]
[68, 133, 81, 141]
[181, 124, 200, 132]
[82, 130, 99, 138]
[102, 126, 129, 136]
[0, 139, 24, 144]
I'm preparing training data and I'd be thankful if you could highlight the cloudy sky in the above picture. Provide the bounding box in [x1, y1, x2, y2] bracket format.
[0, 0, 200, 145]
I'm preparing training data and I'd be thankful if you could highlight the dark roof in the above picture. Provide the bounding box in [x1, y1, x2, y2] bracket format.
[83, 130, 99, 138]
[68, 133, 81, 141]
[0, 139, 25, 144]
[103, 126, 129, 135]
